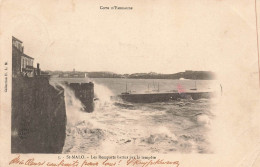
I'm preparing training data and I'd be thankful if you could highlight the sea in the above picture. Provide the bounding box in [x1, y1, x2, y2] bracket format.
[50, 77, 220, 154]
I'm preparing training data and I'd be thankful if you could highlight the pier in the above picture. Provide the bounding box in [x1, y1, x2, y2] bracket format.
[115, 91, 215, 103]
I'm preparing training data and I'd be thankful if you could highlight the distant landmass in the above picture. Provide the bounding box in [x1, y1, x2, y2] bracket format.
[45, 70, 216, 80]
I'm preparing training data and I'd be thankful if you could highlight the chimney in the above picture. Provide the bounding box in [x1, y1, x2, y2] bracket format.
[37, 63, 41, 75]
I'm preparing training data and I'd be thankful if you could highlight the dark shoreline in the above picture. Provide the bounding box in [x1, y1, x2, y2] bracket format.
[46, 70, 216, 80]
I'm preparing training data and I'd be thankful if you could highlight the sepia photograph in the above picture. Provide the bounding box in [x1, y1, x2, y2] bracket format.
[11, 36, 220, 154]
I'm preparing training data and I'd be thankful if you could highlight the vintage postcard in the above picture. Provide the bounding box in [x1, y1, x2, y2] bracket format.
[1, 0, 260, 167]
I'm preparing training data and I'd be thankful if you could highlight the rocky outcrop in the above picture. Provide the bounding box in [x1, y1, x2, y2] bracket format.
[11, 76, 67, 153]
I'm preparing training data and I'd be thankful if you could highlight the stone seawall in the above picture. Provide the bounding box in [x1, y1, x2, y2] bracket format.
[11, 76, 67, 153]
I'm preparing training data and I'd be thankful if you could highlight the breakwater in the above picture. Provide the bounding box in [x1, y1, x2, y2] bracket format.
[116, 92, 215, 103]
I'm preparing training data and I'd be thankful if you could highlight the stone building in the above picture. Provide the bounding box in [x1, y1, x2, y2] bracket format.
[12, 36, 39, 77]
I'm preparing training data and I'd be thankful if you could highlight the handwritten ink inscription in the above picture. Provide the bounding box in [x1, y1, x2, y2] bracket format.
[9, 155, 180, 167]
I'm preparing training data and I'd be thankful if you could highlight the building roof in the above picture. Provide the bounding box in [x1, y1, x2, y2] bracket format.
[12, 36, 23, 43]
[12, 36, 34, 60]
[22, 53, 34, 60]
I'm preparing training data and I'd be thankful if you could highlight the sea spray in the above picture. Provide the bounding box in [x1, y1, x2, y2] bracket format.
[50, 79, 87, 125]
[93, 82, 115, 110]
[49, 79, 107, 153]
[50, 77, 214, 154]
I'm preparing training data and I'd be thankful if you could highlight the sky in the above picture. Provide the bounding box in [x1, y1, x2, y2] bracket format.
[5, 0, 259, 74]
